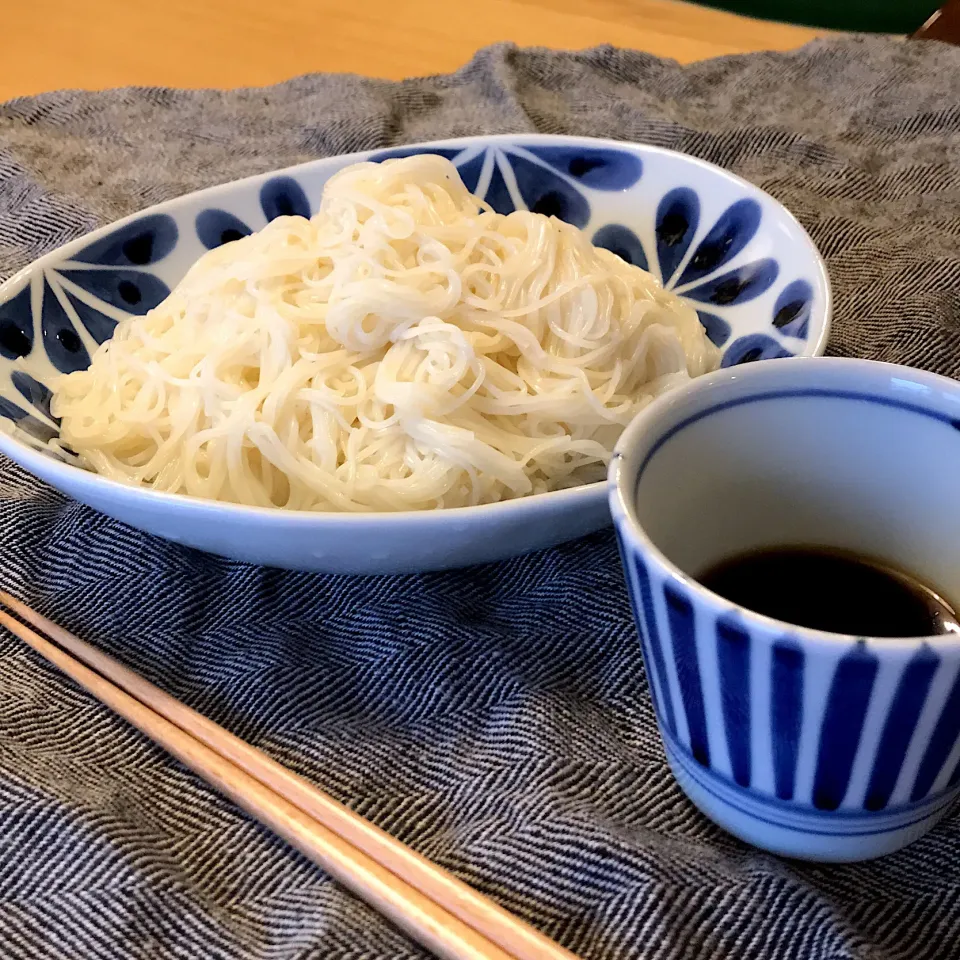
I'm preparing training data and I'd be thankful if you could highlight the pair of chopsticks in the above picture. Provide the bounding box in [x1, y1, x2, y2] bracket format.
[0, 591, 579, 960]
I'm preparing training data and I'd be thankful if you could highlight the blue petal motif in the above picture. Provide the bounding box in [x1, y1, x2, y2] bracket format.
[721, 333, 793, 368]
[12, 371, 56, 422]
[772, 279, 813, 339]
[681, 258, 779, 307]
[196, 209, 253, 250]
[484, 160, 515, 216]
[696, 311, 732, 348]
[0, 396, 26, 423]
[655, 188, 699, 285]
[507, 154, 590, 228]
[57, 269, 170, 316]
[370, 147, 462, 163]
[371, 146, 485, 193]
[371, 146, 600, 226]
[591, 224, 649, 272]
[675, 199, 762, 287]
[0, 396, 58, 443]
[523, 146, 642, 190]
[41, 283, 90, 373]
[454, 153, 485, 195]
[63, 289, 118, 344]
[71, 214, 178, 267]
[0, 284, 34, 360]
[260, 176, 311, 221]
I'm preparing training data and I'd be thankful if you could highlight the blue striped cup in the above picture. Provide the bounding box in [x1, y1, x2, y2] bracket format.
[609, 357, 960, 861]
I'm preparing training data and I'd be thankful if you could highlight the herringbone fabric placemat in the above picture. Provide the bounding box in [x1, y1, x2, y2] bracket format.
[1, 34, 959, 960]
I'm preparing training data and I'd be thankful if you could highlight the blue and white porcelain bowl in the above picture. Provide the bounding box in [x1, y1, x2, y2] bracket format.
[610, 357, 960, 861]
[0, 135, 830, 574]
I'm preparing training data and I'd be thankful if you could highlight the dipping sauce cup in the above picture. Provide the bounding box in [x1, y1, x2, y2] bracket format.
[609, 358, 960, 861]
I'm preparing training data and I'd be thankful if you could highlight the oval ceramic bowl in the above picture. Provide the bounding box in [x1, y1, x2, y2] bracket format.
[0, 135, 831, 574]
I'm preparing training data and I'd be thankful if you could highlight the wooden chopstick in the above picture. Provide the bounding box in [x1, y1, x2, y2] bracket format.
[0, 592, 578, 960]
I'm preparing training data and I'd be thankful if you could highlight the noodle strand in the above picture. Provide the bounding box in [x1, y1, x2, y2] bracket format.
[51, 154, 719, 511]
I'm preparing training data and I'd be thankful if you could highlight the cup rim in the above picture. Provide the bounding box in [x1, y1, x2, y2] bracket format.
[608, 356, 960, 652]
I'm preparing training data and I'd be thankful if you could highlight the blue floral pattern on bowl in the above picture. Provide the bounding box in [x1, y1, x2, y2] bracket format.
[0, 135, 830, 453]
[372, 143, 821, 366]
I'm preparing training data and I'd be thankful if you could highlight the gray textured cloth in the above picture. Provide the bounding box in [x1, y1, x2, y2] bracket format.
[0, 34, 959, 960]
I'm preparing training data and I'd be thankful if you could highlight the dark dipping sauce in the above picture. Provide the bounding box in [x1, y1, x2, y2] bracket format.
[698, 547, 960, 638]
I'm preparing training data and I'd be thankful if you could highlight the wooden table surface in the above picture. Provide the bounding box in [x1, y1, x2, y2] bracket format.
[1, 0, 826, 101]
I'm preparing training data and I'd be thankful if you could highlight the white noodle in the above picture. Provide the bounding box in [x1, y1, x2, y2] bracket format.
[51, 154, 720, 511]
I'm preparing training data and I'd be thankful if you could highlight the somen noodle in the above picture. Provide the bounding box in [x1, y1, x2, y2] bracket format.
[51, 154, 719, 511]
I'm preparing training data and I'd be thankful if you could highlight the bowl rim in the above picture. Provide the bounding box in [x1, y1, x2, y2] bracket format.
[608, 356, 960, 652]
[0, 133, 832, 526]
